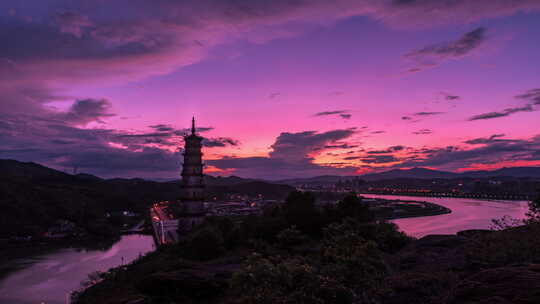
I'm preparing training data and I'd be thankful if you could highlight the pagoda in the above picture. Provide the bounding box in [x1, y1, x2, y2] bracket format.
[177, 117, 206, 231]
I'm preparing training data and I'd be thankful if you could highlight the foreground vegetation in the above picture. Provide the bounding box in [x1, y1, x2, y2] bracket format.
[75, 191, 540, 304]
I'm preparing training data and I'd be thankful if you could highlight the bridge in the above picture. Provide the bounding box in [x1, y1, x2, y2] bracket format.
[150, 201, 179, 245]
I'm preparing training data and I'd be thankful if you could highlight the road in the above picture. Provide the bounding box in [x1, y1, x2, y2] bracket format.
[150, 202, 179, 245]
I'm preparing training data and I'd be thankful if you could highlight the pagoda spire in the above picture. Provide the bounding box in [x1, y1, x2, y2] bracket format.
[181, 115, 205, 203]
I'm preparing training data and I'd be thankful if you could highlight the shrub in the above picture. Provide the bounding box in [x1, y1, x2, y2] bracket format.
[322, 221, 388, 293]
[336, 193, 373, 223]
[232, 217, 394, 303]
[181, 226, 225, 260]
[466, 224, 540, 266]
[385, 271, 459, 304]
[469, 189, 540, 266]
[276, 226, 309, 249]
[490, 215, 523, 230]
[324, 217, 411, 254]
[240, 215, 288, 242]
[232, 254, 353, 304]
[201, 216, 239, 249]
[359, 221, 412, 253]
[283, 191, 330, 236]
[526, 188, 540, 223]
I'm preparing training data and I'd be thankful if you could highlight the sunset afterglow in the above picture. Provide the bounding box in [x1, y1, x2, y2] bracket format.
[2, 1, 540, 179]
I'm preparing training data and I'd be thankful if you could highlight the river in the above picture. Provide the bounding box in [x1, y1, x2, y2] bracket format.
[0, 234, 155, 304]
[0, 196, 531, 303]
[362, 194, 530, 237]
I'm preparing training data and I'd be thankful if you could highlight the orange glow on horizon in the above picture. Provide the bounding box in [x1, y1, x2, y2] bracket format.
[457, 160, 540, 172]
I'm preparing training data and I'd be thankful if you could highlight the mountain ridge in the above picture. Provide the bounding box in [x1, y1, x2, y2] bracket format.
[3, 159, 540, 185]
[273, 166, 540, 184]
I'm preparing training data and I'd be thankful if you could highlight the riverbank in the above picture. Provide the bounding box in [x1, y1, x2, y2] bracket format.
[367, 197, 452, 220]
[0, 235, 155, 304]
[361, 194, 530, 237]
[0, 219, 152, 280]
[0, 236, 121, 280]
[360, 191, 531, 201]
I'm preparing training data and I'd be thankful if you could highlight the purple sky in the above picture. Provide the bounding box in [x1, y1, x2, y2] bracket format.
[1, 0, 540, 179]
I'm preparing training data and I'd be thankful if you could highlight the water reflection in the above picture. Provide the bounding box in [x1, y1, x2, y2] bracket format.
[0, 234, 154, 304]
[362, 194, 530, 238]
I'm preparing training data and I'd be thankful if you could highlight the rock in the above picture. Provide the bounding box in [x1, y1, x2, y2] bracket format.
[416, 234, 467, 248]
[456, 229, 493, 238]
[213, 270, 233, 280]
[384, 271, 459, 304]
[390, 234, 470, 273]
[125, 299, 146, 304]
[453, 264, 540, 304]
[135, 270, 226, 300]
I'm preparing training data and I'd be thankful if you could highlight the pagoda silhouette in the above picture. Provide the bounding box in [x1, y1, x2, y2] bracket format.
[176, 117, 207, 232]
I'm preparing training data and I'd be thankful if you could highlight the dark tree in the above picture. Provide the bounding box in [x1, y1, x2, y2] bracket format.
[282, 191, 320, 235]
[182, 227, 225, 260]
[526, 188, 540, 223]
[337, 193, 373, 222]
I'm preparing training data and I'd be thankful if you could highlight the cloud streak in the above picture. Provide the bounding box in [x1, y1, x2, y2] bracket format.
[414, 111, 445, 116]
[204, 137, 240, 147]
[441, 93, 461, 101]
[516, 88, 540, 105]
[468, 105, 535, 120]
[405, 27, 487, 72]
[314, 110, 352, 120]
[413, 129, 433, 135]
[398, 134, 540, 170]
[468, 88, 540, 121]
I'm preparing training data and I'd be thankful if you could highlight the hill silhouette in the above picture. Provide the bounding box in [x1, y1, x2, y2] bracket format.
[360, 167, 461, 181]
[275, 166, 540, 185]
[0, 159, 72, 180]
[0, 159, 293, 238]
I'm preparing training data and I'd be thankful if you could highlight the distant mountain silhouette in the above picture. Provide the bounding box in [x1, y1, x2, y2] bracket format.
[0, 159, 71, 180]
[361, 166, 540, 180]
[463, 167, 540, 178]
[207, 181, 294, 200]
[360, 168, 461, 181]
[205, 175, 257, 186]
[276, 175, 358, 185]
[273, 169, 457, 184]
[75, 173, 103, 181]
[274, 166, 540, 185]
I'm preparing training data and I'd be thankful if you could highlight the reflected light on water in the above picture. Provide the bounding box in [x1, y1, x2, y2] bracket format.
[0, 235, 154, 304]
[362, 194, 530, 238]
